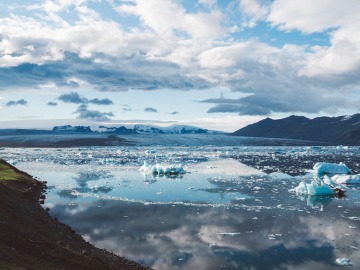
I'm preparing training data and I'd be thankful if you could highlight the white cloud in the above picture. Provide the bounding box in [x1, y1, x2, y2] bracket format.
[266, 0, 360, 78]
[0, 6, 163, 66]
[1, 0, 360, 118]
[117, 0, 224, 40]
[198, 0, 217, 6]
[239, 0, 268, 27]
[268, 0, 360, 33]
[299, 21, 360, 78]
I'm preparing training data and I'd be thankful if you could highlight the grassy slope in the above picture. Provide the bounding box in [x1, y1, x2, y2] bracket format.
[0, 161, 33, 181]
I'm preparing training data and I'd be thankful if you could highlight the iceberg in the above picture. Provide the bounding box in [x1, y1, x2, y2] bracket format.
[290, 180, 335, 196]
[331, 174, 360, 184]
[336, 257, 353, 266]
[313, 162, 351, 176]
[140, 161, 186, 175]
[289, 181, 308, 194]
[336, 145, 349, 150]
[323, 175, 339, 188]
[306, 180, 335, 195]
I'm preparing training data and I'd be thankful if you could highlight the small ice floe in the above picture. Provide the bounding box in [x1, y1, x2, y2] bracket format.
[323, 175, 339, 188]
[140, 161, 186, 175]
[336, 257, 353, 266]
[331, 174, 360, 184]
[7, 159, 17, 166]
[289, 179, 335, 196]
[268, 234, 279, 240]
[313, 162, 351, 176]
[336, 145, 349, 150]
[216, 232, 241, 236]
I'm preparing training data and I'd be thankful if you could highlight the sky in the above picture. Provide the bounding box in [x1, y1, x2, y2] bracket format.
[1, 0, 360, 132]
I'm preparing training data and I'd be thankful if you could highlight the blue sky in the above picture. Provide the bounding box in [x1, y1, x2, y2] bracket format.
[1, 0, 360, 131]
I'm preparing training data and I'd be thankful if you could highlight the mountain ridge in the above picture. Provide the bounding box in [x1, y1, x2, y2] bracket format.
[233, 114, 360, 144]
[51, 124, 223, 135]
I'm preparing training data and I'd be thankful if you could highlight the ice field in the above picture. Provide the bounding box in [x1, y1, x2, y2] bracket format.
[2, 146, 360, 270]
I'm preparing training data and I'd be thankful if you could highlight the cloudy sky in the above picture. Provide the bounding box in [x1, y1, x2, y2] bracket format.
[1, 0, 360, 131]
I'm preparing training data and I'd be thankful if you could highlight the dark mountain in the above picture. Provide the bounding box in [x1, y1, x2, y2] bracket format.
[233, 114, 360, 145]
[99, 126, 137, 134]
[52, 125, 93, 133]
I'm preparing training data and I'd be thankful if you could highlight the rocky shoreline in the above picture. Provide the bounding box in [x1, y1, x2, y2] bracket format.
[0, 159, 151, 270]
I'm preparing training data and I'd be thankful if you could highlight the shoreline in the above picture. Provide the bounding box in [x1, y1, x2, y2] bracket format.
[0, 159, 151, 270]
[0, 134, 334, 148]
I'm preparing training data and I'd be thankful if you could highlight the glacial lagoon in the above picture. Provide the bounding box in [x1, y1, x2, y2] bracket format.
[2, 146, 360, 270]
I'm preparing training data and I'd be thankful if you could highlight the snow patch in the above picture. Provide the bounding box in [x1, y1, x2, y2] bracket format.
[341, 115, 355, 121]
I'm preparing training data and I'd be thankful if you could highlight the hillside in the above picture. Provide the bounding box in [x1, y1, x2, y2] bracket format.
[0, 159, 150, 270]
[233, 114, 360, 145]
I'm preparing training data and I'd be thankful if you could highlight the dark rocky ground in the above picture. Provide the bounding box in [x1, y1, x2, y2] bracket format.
[0, 159, 151, 270]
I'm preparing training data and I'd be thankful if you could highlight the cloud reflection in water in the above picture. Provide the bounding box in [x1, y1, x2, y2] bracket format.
[49, 198, 358, 270]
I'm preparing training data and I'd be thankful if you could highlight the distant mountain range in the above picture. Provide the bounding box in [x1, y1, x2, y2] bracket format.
[52, 124, 222, 135]
[2, 116, 360, 145]
[233, 114, 360, 145]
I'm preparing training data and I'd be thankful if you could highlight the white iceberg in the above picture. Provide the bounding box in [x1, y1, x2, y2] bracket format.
[336, 257, 353, 266]
[290, 180, 335, 196]
[7, 159, 17, 166]
[313, 162, 351, 176]
[331, 174, 360, 184]
[323, 175, 339, 188]
[140, 161, 186, 175]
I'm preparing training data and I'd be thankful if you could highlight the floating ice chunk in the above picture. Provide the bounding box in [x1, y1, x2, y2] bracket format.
[313, 162, 351, 176]
[290, 181, 308, 194]
[336, 145, 349, 150]
[216, 232, 241, 236]
[331, 174, 360, 184]
[306, 181, 335, 195]
[7, 159, 17, 166]
[336, 257, 353, 266]
[290, 180, 335, 196]
[140, 161, 186, 175]
[323, 175, 339, 188]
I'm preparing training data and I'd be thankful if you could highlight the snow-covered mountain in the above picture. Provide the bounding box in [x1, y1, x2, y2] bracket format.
[133, 124, 220, 134]
[52, 124, 224, 135]
[98, 126, 137, 134]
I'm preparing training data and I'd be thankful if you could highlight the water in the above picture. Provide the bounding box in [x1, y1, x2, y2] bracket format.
[2, 146, 360, 269]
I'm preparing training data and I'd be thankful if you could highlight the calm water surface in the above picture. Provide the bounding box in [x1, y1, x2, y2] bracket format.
[2, 146, 360, 270]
